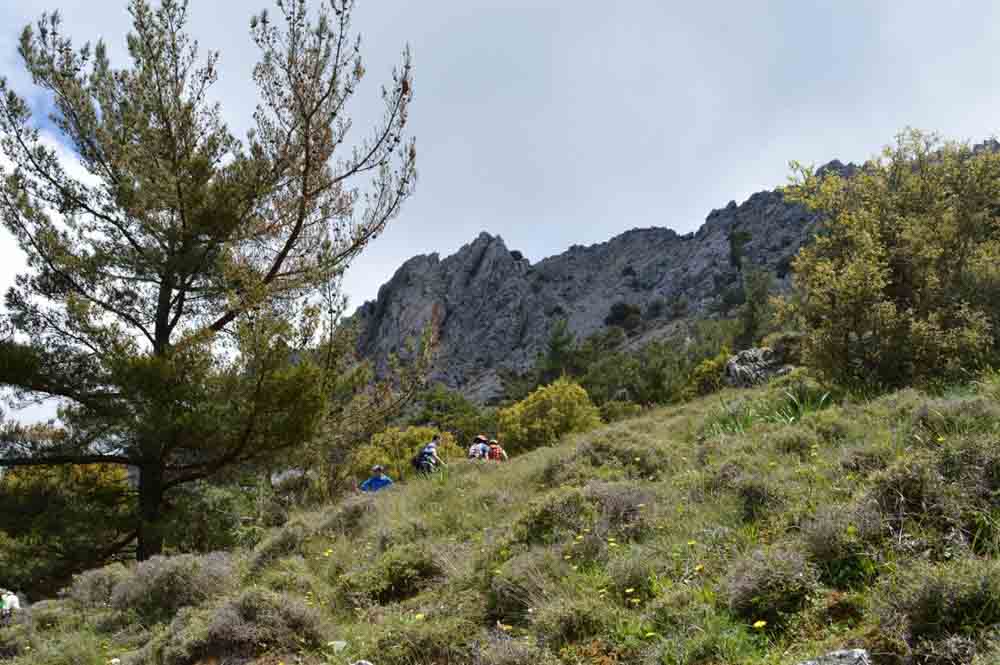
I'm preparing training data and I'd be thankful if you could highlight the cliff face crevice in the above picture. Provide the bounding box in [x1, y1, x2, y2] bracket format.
[351, 165, 851, 402]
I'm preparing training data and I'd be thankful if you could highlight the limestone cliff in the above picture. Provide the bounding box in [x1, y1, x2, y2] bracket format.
[352, 165, 849, 402]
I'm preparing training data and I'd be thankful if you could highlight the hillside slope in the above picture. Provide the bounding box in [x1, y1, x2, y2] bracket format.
[351, 162, 857, 402]
[7, 372, 1000, 665]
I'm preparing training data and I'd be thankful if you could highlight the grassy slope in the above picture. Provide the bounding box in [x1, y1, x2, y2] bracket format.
[5, 372, 1000, 665]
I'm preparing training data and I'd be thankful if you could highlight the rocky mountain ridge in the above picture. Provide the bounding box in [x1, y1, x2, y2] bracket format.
[352, 161, 854, 402]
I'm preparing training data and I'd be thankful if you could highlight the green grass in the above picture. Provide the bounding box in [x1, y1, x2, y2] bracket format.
[4, 372, 1000, 665]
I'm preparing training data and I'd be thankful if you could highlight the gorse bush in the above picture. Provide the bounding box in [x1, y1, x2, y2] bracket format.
[498, 378, 601, 453]
[111, 553, 234, 624]
[785, 130, 1000, 389]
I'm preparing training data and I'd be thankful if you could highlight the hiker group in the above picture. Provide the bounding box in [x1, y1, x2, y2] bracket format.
[360, 433, 508, 493]
[466, 434, 508, 462]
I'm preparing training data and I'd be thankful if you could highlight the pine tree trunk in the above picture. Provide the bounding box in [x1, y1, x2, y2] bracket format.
[136, 463, 164, 561]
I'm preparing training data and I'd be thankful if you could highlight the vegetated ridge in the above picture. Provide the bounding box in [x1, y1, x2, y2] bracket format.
[352, 161, 856, 402]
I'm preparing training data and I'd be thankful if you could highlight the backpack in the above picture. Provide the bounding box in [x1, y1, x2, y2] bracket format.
[488, 444, 504, 461]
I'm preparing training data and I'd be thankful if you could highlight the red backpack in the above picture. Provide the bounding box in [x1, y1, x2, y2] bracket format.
[487, 444, 504, 461]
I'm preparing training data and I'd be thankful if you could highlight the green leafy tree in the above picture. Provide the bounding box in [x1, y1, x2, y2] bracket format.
[413, 384, 495, 445]
[785, 130, 1000, 389]
[0, 0, 416, 559]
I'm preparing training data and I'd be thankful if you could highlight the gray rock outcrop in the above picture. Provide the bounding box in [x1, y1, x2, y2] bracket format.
[797, 649, 871, 665]
[724, 347, 791, 388]
[352, 162, 855, 402]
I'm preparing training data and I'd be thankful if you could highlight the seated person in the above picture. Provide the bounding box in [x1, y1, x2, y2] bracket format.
[360, 465, 394, 492]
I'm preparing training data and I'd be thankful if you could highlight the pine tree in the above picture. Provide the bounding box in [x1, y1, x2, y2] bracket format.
[0, 0, 416, 559]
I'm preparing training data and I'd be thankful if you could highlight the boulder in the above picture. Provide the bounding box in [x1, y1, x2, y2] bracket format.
[724, 347, 790, 387]
[797, 650, 871, 665]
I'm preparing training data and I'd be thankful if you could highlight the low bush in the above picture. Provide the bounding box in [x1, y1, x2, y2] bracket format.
[498, 378, 601, 454]
[585, 481, 653, 542]
[531, 594, 614, 646]
[111, 552, 234, 625]
[652, 610, 761, 665]
[911, 397, 1000, 443]
[67, 562, 131, 609]
[3, 630, 106, 665]
[575, 436, 669, 481]
[513, 487, 595, 546]
[341, 542, 442, 605]
[770, 425, 820, 459]
[608, 548, 659, 606]
[600, 400, 643, 423]
[734, 475, 783, 522]
[146, 588, 327, 665]
[725, 546, 819, 627]
[800, 506, 878, 588]
[878, 558, 1000, 650]
[488, 548, 568, 623]
[25, 600, 83, 633]
[320, 493, 375, 535]
[247, 519, 311, 574]
[478, 634, 559, 665]
[681, 348, 730, 399]
[867, 457, 961, 535]
[373, 614, 475, 665]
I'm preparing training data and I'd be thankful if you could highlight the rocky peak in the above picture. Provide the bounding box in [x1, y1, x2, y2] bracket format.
[352, 172, 826, 402]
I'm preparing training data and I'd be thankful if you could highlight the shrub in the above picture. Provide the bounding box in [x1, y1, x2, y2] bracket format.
[67, 562, 131, 609]
[479, 634, 559, 665]
[770, 425, 820, 459]
[111, 552, 234, 624]
[488, 548, 568, 622]
[373, 614, 475, 665]
[247, 519, 311, 573]
[147, 588, 327, 665]
[512, 487, 595, 546]
[785, 130, 1000, 389]
[879, 558, 1000, 651]
[725, 546, 819, 627]
[734, 475, 783, 522]
[800, 506, 878, 588]
[608, 548, 658, 605]
[352, 425, 461, 482]
[605, 301, 642, 332]
[585, 482, 653, 542]
[653, 611, 761, 665]
[600, 400, 643, 423]
[681, 349, 729, 399]
[342, 542, 442, 604]
[867, 457, 961, 535]
[498, 378, 601, 453]
[3, 630, 107, 665]
[911, 397, 1000, 443]
[531, 594, 613, 646]
[762, 330, 804, 365]
[320, 493, 375, 535]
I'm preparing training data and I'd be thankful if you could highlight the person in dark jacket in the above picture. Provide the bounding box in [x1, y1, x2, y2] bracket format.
[360, 465, 394, 492]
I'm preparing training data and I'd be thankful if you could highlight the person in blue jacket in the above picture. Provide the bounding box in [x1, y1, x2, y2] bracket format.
[360, 465, 394, 493]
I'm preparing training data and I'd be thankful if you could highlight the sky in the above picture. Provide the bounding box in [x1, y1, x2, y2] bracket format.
[1, 0, 1000, 422]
